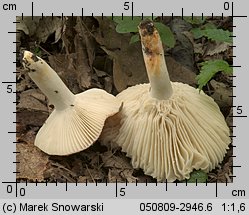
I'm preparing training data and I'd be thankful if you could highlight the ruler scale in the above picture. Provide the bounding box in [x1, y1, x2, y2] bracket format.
[0, 0, 248, 214]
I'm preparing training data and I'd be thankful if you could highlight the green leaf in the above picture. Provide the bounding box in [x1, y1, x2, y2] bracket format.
[191, 28, 205, 39]
[184, 16, 206, 25]
[143, 16, 153, 21]
[113, 16, 141, 33]
[129, 34, 140, 44]
[154, 22, 175, 48]
[34, 47, 41, 57]
[203, 28, 233, 43]
[191, 28, 232, 44]
[197, 60, 233, 90]
[203, 22, 217, 29]
[186, 170, 208, 183]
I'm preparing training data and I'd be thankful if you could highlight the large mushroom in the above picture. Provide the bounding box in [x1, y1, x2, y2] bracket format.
[101, 20, 230, 182]
[22, 51, 121, 156]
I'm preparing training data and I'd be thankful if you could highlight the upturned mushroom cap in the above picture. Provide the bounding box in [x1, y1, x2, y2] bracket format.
[101, 21, 230, 181]
[35, 89, 121, 155]
[22, 51, 121, 155]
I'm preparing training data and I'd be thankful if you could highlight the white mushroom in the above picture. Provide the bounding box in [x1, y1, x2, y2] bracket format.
[101, 20, 230, 182]
[22, 51, 121, 156]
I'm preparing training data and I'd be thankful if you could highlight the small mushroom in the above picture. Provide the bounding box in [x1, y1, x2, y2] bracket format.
[22, 51, 121, 155]
[101, 20, 230, 182]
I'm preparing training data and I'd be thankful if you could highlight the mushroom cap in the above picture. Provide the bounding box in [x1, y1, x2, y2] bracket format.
[35, 88, 121, 155]
[102, 82, 230, 182]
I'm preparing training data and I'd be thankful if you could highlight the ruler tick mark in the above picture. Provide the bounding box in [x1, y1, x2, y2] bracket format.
[31, 2, 34, 20]
[131, 1, 133, 19]
[115, 179, 117, 197]
[215, 180, 218, 197]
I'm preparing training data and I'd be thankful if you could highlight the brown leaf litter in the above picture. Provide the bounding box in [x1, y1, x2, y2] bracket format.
[16, 16, 233, 184]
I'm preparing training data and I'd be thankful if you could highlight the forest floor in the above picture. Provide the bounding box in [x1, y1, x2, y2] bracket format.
[16, 16, 233, 183]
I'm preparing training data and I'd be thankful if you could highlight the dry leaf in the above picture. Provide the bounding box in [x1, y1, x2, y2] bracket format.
[17, 89, 48, 134]
[183, 31, 204, 55]
[83, 168, 105, 181]
[206, 41, 230, 56]
[101, 151, 132, 169]
[120, 169, 137, 183]
[108, 169, 123, 182]
[45, 165, 77, 183]
[74, 17, 96, 70]
[104, 77, 113, 93]
[74, 17, 96, 89]
[110, 45, 148, 92]
[16, 16, 40, 36]
[166, 57, 196, 86]
[226, 108, 233, 133]
[35, 17, 64, 43]
[49, 18, 96, 91]
[16, 16, 64, 43]
[210, 79, 232, 111]
[94, 67, 108, 78]
[18, 129, 36, 145]
[92, 17, 148, 92]
[74, 34, 92, 88]
[17, 89, 47, 112]
[16, 109, 48, 128]
[171, 19, 195, 71]
[16, 143, 49, 181]
[48, 54, 82, 93]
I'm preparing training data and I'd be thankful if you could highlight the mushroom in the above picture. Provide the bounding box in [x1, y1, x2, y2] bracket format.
[101, 20, 230, 182]
[22, 51, 121, 155]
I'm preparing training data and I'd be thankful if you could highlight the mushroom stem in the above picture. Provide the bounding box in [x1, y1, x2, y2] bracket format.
[22, 51, 75, 110]
[139, 20, 173, 100]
